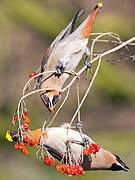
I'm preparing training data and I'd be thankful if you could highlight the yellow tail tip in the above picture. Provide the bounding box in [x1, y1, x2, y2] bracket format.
[6, 130, 13, 142]
[98, 2, 103, 8]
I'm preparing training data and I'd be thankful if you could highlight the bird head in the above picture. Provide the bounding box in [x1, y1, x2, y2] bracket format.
[6, 130, 18, 142]
[40, 90, 60, 112]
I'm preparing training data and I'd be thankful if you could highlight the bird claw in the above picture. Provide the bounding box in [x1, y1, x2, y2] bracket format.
[85, 61, 92, 69]
[82, 137, 90, 146]
[76, 121, 83, 128]
[55, 65, 65, 78]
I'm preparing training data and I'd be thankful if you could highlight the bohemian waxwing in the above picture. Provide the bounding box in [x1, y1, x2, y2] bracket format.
[39, 3, 102, 112]
[8, 124, 129, 172]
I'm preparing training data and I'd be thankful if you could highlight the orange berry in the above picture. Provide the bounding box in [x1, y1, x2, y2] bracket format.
[62, 164, 67, 173]
[50, 158, 56, 165]
[29, 139, 35, 146]
[23, 122, 29, 130]
[77, 166, 84, 174]
[22, 112, 27, 119]
[92, 143, 97, 149]
[25, 136, 31, 144]
[44, 157, 50, 165]
[19, 142, 25, 152]
[14, 143, 19, 151]
[72, 166, 78, 176]
[81, 170, 85, 176]
[24, 149, 29, 155]
[84, 148, 89, 155]
[24, 117, 30, 124]
[67, 166, 72, 176]
[15, 114, 20, 121]
[29, 72, 37, 79]
[57, 164, 63, 171]
[19, 142, 24, 147]
[96, 144, 100, 151]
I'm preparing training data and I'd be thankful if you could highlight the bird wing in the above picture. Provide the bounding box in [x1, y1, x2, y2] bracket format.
[40, 9, 86, 72]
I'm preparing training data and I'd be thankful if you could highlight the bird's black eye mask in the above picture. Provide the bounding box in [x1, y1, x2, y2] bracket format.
[52, 95, 59, 106]
[40, 93, 59, 112]
[10, 131, 18, 141]
[40, 93, 50, 109]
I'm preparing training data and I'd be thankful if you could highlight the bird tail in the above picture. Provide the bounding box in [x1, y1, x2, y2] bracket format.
[80, 2, 102, 39]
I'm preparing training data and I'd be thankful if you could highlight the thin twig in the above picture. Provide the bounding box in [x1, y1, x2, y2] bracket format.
[45, 88, 70, 129]
[90, 32, 121, 60]
[90, 38, 135, 46]
[69, 57, 102, 127]
[61, 36, 135, 93]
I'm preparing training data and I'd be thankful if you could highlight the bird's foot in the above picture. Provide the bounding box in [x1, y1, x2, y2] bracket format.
[84, 48, 92, 69]
[76, 121, 83, 128]
[85, 61, 92, 69]
[82, 137, 90, 146]
[55, 65, 65, 78]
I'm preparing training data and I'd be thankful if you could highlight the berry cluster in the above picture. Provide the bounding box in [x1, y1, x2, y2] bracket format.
[12, 111, 31, 132]
[57, 164, 84, 176]
[24, 136, 39, 147]
[12, 111, 39, 154]
[83, 143, 100, 155]
[14, 142, 29, 155]
[22, 118, 30, 131]
[44, 157, 56, 166]
[14, 136, 39, 155]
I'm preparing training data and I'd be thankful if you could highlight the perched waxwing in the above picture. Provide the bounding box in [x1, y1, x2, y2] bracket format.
[8, 124, 129, 172]
[39, 3, 103, 112]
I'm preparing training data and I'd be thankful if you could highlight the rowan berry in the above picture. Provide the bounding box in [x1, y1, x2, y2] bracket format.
[29, 72, 38, 79]
[14, 143, 19, 151]
[25, 136, 31, 144]
[44, 157, 50, 165]
[57, 164, 63, 171]
[23, 122, 29, 130]
[24, 117, 30, 124]
[50, 158, 56, 165]
[84, 148, 90, 155]
[22, 112, 27, 119]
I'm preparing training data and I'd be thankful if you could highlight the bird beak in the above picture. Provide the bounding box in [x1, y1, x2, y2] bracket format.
[40, 91, 60, 113]
[40, 93, 55, 113]
[6, 130, 13, 142]
[49, 105, 55, 113]
[40, 93, 48, 106]
[6, 130, 19, 142]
